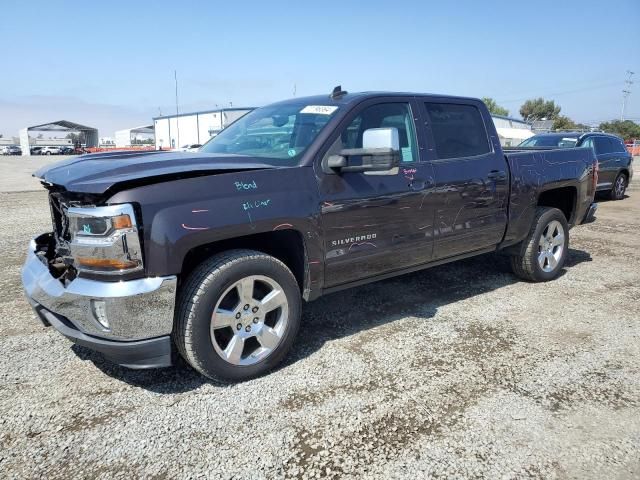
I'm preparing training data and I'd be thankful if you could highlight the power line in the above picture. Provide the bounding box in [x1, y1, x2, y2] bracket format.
[497, 81, 623, 104]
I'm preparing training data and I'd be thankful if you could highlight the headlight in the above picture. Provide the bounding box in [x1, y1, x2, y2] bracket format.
[66, 204, 143, 274]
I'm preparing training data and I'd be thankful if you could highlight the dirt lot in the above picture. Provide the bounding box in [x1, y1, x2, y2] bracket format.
[1, 158, 639, 479]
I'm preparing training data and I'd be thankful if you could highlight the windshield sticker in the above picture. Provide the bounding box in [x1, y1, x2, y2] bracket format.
[287, 148, 296, 157]
[300, 105, 338, 115]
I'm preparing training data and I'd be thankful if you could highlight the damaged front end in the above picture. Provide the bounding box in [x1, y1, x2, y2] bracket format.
[21, 184, 177, 369]
[43, 186, 144, 284]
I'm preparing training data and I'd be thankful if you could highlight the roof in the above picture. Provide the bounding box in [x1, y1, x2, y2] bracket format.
[529, 131, 623, 140]
[115, 125, 154, 134]
[153, 107, 256, 121]
[491, 114, 528, 125]
[152, 91, 488, 121]
[496, 127, 535, 140]
[529, 132, 581, 138]
[26, 120, 97, 131]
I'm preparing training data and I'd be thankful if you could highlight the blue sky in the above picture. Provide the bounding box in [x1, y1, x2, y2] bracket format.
[1, 0, 638, 137]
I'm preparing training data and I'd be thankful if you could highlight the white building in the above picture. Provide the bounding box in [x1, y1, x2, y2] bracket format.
[491, 115, 534, 147]
[153, 107, 254, 150]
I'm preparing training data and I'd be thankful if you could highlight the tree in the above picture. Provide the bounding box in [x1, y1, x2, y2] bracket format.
[552, 115, 577, 131]
[519, 98, 561, 122]
[598, 120, 640, 141]
[482, 97, 509, 116]
[65, 132, 86, 144]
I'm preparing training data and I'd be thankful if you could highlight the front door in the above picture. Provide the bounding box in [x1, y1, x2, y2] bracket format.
[420, 100, 509, 259]
[317, 99, 436, 287]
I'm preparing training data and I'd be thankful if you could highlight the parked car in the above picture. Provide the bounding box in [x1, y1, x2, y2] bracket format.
[23, 90, 598, 381]
[59, 146, 75, 155]
[30, 146, 43, 155]
[177, 144, 202, 152]
[5, 145, 22, 155]
[40, 146, 61, 155]
[517, 132, 633, 200]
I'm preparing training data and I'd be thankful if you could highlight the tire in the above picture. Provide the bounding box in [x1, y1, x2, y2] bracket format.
[173, 249, 301, 381]
[510, 207, 569, 282]
[46, 151, 51, 155]
[609, 173, 627, 200]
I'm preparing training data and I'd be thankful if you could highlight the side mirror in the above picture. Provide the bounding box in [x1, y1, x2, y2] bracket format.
[325, 127, 401, 174]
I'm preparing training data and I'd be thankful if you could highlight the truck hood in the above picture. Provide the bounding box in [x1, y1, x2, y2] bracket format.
[34, 150, 279, 194]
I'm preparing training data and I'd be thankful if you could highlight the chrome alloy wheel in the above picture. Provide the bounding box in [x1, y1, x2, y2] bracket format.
[210, 275, 289, 366]
[537, 220, 565, 273]
[615, 175, 626, 198]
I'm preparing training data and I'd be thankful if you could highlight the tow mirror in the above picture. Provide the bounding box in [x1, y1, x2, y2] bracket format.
[325, 127, 401, 174]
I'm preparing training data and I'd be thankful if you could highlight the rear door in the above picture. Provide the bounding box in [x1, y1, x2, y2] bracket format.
[609, 136, 632, 175]
[317, 98, 436, 287]
[420, 100, 509, 259]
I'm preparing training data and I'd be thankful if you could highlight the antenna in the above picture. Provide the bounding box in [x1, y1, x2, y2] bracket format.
[330, 85, 347, 99]
[174, 70, 180, 148]
[621, 70, 634, 121]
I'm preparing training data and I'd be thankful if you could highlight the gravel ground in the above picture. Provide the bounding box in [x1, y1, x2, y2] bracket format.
[1, 159, 639, 479]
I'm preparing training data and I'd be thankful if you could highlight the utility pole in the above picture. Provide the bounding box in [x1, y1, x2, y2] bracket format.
[621, 70, 634, 121]
[293, 83, 297, 97]
[174, 70, 180, 148]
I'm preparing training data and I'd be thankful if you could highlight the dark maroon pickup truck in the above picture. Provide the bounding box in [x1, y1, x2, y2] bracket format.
[22, 88, 598, 381]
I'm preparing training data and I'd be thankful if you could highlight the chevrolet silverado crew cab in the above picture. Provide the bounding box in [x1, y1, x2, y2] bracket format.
[22, 88, 598, 381]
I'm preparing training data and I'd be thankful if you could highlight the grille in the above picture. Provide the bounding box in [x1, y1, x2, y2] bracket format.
[48, 193, 70, 242]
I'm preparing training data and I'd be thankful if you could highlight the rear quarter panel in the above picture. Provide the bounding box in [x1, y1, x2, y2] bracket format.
[503, 147, 596, 246]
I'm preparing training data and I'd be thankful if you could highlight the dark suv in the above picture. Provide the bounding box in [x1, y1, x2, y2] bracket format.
[518, 132, 633, 200]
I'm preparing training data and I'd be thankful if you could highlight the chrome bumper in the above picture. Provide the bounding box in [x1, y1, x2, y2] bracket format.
[22, 237, 177, 341]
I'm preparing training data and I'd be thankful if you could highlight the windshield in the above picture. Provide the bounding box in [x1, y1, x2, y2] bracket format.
[199, 101, 340, 164]
[519, 135, 579, 148]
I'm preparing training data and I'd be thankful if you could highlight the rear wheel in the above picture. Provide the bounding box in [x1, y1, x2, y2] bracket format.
[610, 173, 627, 200]
[174, 250, 301, 381]
[510, 207, 569, 282]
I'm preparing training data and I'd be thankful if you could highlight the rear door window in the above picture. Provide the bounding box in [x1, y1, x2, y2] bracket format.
[424, 103, 490, 159]
[594, 137, 614, 155]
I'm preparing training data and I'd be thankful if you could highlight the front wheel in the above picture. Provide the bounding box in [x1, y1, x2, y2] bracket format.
[610, 173, 627, 200]
[174, 250, 301, 381]
[510, 207, 569, 282]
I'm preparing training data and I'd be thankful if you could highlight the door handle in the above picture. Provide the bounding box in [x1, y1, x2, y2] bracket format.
[488, 170, 507, 181]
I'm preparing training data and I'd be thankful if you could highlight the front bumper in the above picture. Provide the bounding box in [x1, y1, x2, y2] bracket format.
[22, 236, 177, 368]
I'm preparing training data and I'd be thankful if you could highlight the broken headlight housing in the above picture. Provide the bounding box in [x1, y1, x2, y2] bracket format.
[66, 204, 143, 275]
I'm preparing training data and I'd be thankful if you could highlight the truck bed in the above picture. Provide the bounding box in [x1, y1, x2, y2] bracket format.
[502, 146, 597, 246]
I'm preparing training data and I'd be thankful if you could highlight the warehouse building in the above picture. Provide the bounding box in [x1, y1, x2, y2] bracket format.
[18, 120, 98, 156]
[115, 125, 154, 147]
[153, 107, 254, 150]
[491, 115, 534, 147]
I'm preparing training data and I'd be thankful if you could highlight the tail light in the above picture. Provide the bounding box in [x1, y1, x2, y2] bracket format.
[593, 160, 599, 191]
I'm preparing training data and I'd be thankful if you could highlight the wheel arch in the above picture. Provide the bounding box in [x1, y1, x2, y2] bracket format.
[180, 229, 310, 298]
[536, 186, 577, 225]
